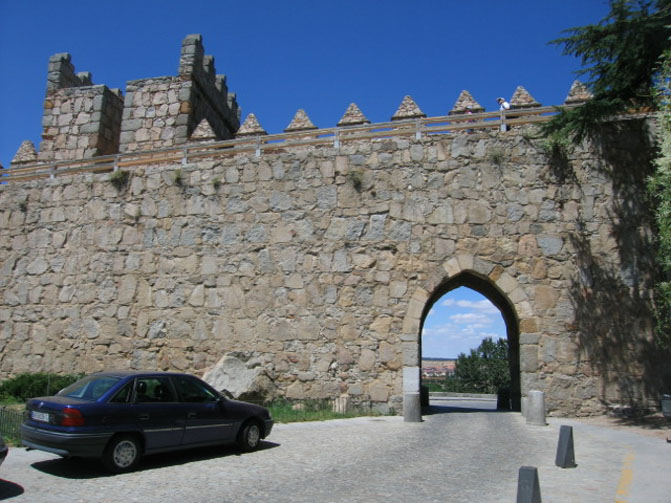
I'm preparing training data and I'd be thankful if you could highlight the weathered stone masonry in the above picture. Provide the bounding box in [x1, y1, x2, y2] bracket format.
[1, 35, 667, 418]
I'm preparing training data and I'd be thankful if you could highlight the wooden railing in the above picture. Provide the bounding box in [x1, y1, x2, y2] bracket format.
[1, 106, 564, 184]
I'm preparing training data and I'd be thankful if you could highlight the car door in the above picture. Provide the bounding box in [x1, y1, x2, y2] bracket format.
[172, 375, 236, 446]
[132, 376, 185, 451]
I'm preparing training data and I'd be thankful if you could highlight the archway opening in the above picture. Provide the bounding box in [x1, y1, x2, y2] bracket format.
[420, 272, 521, 411]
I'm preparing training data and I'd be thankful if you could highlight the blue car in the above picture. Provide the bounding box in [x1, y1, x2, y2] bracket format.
[21, 371, 273, 473]
[0, 436, 7, 467]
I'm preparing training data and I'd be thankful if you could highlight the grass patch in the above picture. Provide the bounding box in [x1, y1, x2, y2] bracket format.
[347, 170, 364, 192]
[267, 399, 389, 423]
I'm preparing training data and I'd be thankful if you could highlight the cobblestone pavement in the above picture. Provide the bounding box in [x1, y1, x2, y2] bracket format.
[1, 402, 669, 502]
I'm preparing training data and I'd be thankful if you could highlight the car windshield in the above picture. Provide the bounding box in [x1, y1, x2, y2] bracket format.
[57, 375, 122, 401]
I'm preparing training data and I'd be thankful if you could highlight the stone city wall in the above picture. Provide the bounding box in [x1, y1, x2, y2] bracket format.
[0, 119, 663, 416]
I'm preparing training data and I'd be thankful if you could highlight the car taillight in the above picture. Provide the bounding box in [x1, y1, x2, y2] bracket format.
[61, 408, 85, 426]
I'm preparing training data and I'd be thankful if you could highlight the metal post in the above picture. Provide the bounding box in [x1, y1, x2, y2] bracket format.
[500, 111, 507, 132]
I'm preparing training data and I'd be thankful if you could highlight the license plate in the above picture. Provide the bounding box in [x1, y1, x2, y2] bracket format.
[31, 411, 50, 422]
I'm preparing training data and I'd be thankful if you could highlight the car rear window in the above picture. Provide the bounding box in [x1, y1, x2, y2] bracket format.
[58, 376, 122, 401]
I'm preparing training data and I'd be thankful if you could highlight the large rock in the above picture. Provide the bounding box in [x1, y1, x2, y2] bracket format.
[202, 353, 276, 402]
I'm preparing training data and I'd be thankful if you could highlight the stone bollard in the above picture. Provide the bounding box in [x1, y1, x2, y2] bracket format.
[526, 390, 547, 426]
[555, 425, 577, 468]
[403, 392, 422, 422]
[517, 466, 542, 503]
[521, 396, 528, 419]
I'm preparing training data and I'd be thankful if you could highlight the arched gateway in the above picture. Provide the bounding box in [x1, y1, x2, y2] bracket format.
[402, 256, 524, 421]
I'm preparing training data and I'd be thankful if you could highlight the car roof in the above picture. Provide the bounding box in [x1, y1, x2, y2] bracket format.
[91, 370, 197, 379]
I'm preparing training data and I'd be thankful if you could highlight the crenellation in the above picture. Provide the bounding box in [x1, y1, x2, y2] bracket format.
[46, 53, 88, 92]
[120, 34, 240, 153]
[178, 33, 205, 79]
[22, 38, 593, 167]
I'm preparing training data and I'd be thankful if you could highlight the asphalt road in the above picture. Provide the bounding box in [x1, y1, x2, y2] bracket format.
[0, 401, 669, 502]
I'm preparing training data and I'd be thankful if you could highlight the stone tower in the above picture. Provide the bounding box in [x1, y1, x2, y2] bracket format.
[38, 53, 124, 162]
[119, 34, 240, 153]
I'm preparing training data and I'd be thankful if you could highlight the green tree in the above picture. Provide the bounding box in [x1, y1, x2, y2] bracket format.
[444, 337, 510, 394]
[649, 49, 671, 345]
[544, 0, 671, 141]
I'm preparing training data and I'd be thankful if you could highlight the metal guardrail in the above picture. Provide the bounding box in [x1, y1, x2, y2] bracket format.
[0, 106, 564, 184]
[0, 407, 23, 442]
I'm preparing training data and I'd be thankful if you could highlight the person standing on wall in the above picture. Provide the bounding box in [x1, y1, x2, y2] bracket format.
[497, 97, 510, 131]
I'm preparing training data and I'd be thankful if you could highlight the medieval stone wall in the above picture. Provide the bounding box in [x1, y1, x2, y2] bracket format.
[0, 120, 663, 416]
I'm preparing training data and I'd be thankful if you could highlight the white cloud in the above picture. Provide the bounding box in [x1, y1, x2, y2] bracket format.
[449, 312, 493, 325]
[455, 299, 499, 313]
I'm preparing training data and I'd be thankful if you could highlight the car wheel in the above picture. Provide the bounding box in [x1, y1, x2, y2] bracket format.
[238, 421, 262, 452]
[103, 434, 142, 473]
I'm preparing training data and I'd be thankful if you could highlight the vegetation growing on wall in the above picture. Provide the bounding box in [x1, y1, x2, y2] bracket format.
[109, 169, 129, 190]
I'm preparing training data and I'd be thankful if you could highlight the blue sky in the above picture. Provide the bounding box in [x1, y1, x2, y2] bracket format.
[0, 1, 610, 357]
[422, 288, 507, 359]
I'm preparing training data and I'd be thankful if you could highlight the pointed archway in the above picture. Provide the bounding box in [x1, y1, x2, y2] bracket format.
[419, 273, 521, 411]
[401, 254, 530, 422]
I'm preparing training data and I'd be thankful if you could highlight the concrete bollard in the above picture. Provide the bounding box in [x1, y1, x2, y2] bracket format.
[517, 466, 542, 503]
[403, 392, 422, 422]
[526, 390, 547, 426]
[555, 425, 577, 468]
[521, 396, 528, 419]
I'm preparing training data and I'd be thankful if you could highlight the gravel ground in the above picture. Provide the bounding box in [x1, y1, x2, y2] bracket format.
[1, 401, 669, 503]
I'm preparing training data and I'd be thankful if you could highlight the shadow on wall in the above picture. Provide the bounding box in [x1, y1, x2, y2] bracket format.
[569, 119, 671, 412]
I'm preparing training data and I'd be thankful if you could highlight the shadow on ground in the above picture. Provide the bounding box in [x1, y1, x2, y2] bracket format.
[29, 441, 280, 479]
[424, 401, 513, 415]
[605, 412, 671, 431]
[0, 479, 24, 501]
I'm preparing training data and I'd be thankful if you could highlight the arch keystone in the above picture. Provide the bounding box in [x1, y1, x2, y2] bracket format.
[443, 258, 461, 277]
[456, 253, 474, 270]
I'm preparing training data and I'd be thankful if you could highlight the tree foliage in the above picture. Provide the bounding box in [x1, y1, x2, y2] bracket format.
[442, 337, 511, 394]
[650, 49, 671, 345]
[544, 0, 671, 141]
[0, 373, 84, 402]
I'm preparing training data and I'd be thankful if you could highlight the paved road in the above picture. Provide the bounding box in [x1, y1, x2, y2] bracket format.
[0, 401, 669, 502]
